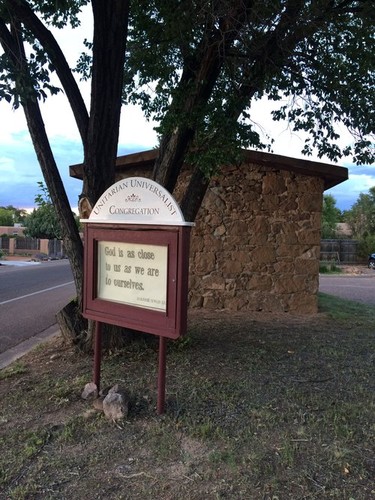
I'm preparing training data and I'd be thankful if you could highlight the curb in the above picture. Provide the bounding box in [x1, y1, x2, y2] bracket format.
[0, 325, 60, 370]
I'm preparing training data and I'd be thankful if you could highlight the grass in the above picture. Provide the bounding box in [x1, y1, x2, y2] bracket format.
[0, 361, 28, 380]
[318, 292, 374, 322]
[319, 261, 342, 274]
[0, 295, 374, 499]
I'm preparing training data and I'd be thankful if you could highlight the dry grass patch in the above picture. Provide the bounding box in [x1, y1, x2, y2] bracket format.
[1, 294, 374, 499]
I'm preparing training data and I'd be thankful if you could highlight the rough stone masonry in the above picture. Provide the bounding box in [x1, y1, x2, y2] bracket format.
[179, 162, 324, 314]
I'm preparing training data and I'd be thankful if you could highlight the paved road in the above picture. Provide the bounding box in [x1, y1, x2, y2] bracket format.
[0, 260, 75, 356]
[319, 273, 375, 305]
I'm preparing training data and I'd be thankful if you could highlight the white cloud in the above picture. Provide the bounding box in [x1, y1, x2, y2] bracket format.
[0, 103, 28, 142]
[326, 173, 375, 210]
[0, 156, 16, 174]
[347, 174, 375, 192]
[119, 105, 158, 149]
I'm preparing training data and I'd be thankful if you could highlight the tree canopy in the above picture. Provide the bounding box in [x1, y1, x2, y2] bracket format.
[124, 0, 374, 169]
[0, 207, 14, 226]
[0, 205, 27, 225]
[23, 181, 64, 239]
[1, 2, 373, 210]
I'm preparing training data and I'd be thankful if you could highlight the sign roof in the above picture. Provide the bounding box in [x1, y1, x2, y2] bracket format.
[81, 177, 193, 226]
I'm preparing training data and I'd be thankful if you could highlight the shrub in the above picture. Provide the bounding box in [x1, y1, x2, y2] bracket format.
[319, 261, 341, 273]
[357, 234, 375, 258]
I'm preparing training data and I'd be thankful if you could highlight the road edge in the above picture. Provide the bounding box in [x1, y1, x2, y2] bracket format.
[0, 324, 60, 370]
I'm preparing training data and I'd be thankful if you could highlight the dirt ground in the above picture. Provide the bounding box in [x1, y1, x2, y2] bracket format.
[1, 294, 374, 499]
[338, 264, 374, 275]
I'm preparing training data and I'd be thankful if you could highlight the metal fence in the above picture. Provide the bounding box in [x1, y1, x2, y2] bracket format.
[14, 237, 40, 251]
[320, 239, 361, 264]
[48, 239, 64, 258]
[0, 236, 9, 250]
[0, 237, 64, 257]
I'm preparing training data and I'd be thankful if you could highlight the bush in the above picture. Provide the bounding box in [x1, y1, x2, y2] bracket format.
[319, 261, 341, 273]
[357, 234, 375, 258]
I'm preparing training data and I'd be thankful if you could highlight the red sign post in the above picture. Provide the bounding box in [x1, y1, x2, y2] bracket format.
[81, 178, 193, 414]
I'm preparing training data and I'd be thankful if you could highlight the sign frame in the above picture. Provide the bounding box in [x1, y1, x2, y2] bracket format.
[83, 223, 191, 340]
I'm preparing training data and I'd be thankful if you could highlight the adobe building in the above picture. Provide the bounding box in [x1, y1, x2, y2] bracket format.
[70, 149, 347, 314]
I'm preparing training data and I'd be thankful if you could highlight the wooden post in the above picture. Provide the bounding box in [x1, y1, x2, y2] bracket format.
[157, 336, 167, 415]
[93, 321, 103, 392]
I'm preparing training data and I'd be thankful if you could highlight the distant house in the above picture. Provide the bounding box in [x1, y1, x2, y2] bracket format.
[0, 225, 25, 236]
[336, 223, 352, 237]
[70, 149, 347, 314]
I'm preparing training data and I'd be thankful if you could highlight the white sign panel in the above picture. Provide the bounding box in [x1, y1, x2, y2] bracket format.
[97, 241, 168, 312]
[82, 177, 193, 226]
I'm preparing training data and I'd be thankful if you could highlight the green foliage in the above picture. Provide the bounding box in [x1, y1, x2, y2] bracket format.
[0, 205, 28, 225]
[346, 186, 375, 239]
[319, 261, 341, 274]
[23, 182, 79, 239]
[34, 180, 52, 207]
[343, 186, 375, 257]
[0, 207, 13, 226]
[357, 233, 375, 259]
[0, 0, 88, 108]
[24, 205, 61, 239]
[0, 0, 374, 195]
[321, 195, 341, 239]
[123, 0, 375, 168]
[23, 182, 62, 239]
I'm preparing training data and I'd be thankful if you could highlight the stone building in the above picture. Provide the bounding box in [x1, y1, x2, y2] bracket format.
[70, 149, 347, 314]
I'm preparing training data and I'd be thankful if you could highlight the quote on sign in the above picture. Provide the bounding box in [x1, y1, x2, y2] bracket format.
[97, 241, 168, 311]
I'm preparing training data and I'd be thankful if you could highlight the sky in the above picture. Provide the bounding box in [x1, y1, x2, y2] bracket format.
[0, 7, 374, 213]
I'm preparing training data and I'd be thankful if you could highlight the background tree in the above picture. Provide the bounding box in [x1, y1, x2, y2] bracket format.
[346, 187, 375, 239]
[23, 181, 78, 239]
[346, 187, 375, 257]
[0, 207, 14, 226]
[0, 205, 27, 225]
[0, 0, 374, 350]
[321, 195, 341, 239]
[24, 204, 61, 239]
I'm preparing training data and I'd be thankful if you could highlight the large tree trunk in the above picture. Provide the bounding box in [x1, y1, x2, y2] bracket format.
[56, 298, 89, 348]
[82, 0, 130, 205]
[0, 3, 132, 352]
[75, 1, 131, 351]
[23, 100, 85, 302]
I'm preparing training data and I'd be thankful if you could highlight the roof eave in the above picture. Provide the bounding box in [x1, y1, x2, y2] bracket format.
[69, 148, 348, 190]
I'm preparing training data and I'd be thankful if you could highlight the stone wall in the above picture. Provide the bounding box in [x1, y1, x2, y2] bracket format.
[182, 163, 324, 314]
[116, 160, 324, 315]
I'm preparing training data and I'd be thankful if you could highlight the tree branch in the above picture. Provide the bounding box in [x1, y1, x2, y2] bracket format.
[2, 0, 89, 142]
[153, 0, 253, 194]
[0, 16, 84, 298]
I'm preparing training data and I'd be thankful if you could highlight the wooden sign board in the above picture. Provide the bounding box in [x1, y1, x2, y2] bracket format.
[81, 177, 193, 339]
[83, 223, 191, 339]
